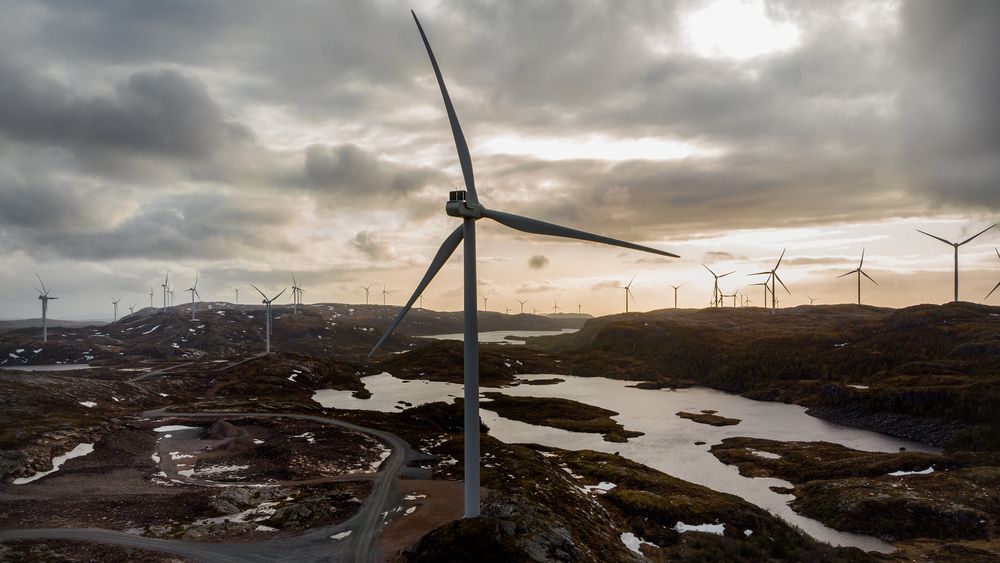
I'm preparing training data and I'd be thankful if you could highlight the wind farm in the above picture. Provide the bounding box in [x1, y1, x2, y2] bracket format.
[1, 3, 999, 563]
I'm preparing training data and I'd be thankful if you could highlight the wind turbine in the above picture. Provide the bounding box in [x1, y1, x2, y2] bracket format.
[110, 296, 121, 322]
[577, 303, 583, 314]
[750, 279, 770, 306]
[622, 276, 637, 313]
[984, 248, 1000, 302]
[837, 248, 877, 305]
[235, 288, 239, 305]
[517, 299, 527, 313]
[670, 284, 682, 309]
[482, 295, 488, 311]
[128, 304, 136, 315]
[34, 275, 58, 343]
[808, 296, 816, 305]
[504, 304, 510, 314]
[249, 284, 287, 354]
[361, 283, 375, 305]
[552, 301, 561, 314]
[148, 286, 154, 309]
[168, 287, 175, 307]
[185, 274, 200, 321]
[381, 285, 392, 306]
[161, 272, 169, 310]
[749, 249, 789, 313]
[917, 223, 997, 302]
[291, 274, 304, 314]
[704, 265, 734, 308]
[369, 11, 678, 519]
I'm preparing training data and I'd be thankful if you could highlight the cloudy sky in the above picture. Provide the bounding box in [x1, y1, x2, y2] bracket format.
[1, 0, 998, 319]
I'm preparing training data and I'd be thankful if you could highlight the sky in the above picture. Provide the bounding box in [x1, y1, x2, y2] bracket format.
[1, 0, 999, 319]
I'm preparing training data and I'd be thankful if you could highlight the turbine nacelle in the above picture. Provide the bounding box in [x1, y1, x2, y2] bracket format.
[446, 191, 483, 219]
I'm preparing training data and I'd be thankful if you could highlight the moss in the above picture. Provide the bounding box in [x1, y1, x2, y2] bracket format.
[479, 392, 642, 442]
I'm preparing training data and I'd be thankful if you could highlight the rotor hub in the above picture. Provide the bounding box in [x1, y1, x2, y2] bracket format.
[446, 191, 483, 219]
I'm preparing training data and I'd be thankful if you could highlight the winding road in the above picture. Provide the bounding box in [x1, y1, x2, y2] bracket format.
[0, 409, 422, 562]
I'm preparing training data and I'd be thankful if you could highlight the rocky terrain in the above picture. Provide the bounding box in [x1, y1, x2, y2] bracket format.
[0, 301, 997, 561]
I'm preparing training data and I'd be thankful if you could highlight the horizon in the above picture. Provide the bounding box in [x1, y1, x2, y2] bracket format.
[1, 1, 999, 318]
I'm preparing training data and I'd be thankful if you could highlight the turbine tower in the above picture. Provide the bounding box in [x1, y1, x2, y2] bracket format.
[381, 285, 391, 306]
[704, 265, 734, 308]
[250, 284, 287, 354]
[917, 223, 997, 302]
[148, 286, 154, 309]
[808, 296, 816, 305]
[361, 283, 375, 305]
[34, 274, 58, 343]
[837, 248, 878, 305]
[161, 272, 169, 310]
[552, 301, 560, 314]
[235, 287, 239, 305]
[185, 274, 200, 321]
[750, 280, 770, 306]
[985, 248, 1000, 302]
[517, 299, 527, 313]
[128, 304, 136, 315]
[368, 11, 678, 519]
[750, 249, 789, 313]
[577, 303, 582, 314]
[622, 275, 637, 313]
[670, 284, 682, 309]
[110, 296, 121, 322]
[482, 295, 488, 311]
[291, 274, 304, 314]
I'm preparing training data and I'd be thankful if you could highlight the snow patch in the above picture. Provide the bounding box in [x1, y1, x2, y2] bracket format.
[331, 530, 352, 541]
[78, 401, 97, 408]
[153, 425, 200, 432]
[14, 443, 95, 484]
[673, 522, 725, 536]
[889, 466, 934, 476]
[620, 532, 658, 554]
[141, 325, 161, 335]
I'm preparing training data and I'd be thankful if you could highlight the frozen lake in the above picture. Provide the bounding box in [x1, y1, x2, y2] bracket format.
[418, 328, 578, 344]
[315, 371, 936, 553]
[0, 364, 93, 372]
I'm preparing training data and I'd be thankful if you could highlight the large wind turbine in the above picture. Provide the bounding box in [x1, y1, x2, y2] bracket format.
[838, 248, 877, 305]
[750, 249, 789, 313]
[110, 296, 121, 322]
[670, 284, 682, 309]
[185, 274, 200, 321]
[517, 299, 527, 313]
[621, 276, 637, 313]
[704, 265, 734, 308]
[551, 301, 560, 314]
[917, 223, 997, 302]
[161, 272, 169, 310]
[381, 285, 392, 306]
[361, 283, 375, 305]
[369, 11, 678, 519]
[250, 284, 287, 354]
[34, 275, 58, 343]
[985, 248, 1000, 302]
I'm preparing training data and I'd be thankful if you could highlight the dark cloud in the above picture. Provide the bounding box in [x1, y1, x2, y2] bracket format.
[899, 0, 1000, 209]
[703, 251, 741, 262]
[591, 280, 622, 290]
[527, 255, 549, 269]
[350, 230, 395, 260]
[515, 281, 558, 294]
[303, 144, 441, 202]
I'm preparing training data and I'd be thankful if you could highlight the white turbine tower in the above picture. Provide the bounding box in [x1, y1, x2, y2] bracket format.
[750, 249, 789, 313]
[161, 272, 169, 310]
[291, 274, 304, 314]
[670, 284, 682, 309]
[369, 11, 678, 519]
[128, 304, 136, 315]
[361, 283, 375, 305]
[837, 248, 877, 305]
[110, 296, 121, 322]
[250, 284, 287, 355]
[34, 274, 58, 343]
[235, 287, 239, 305]
[517, 299, 527, 313]
[381, 285, 391, 306]
[148, 286, 154, 309]
[185, 274, 200, 321]
[917, 223, 997, 302]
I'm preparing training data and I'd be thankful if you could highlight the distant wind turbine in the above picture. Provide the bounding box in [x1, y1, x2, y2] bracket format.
[148, 286, 154, 309]
[291, 274, 304, 314]
[670, 284, 682, 309]
[985, 248, 1000, 302]
[368, 10, 678, 520]
[381, 284, 391, 306]
[504, 304, 510, 314]
[552, 301, 560, 314]
[482, 295, 488, 311]
[185, 274, 200, 321]
[577, 303, 582, 314]
[750, 280, 770, 305]
[235, 287, 239, 305]
[161, 272, 169, 310]
[837, 248, 877, 305]
[808, 296, 816, 305]
[517, 299, 527, 313]
[704, 265, 734, 308]
[35, 274, 57, 343]
[622, 275, 637, 313]
[110, 296, 121, 322]
[361, 283, 375, 305]
[750, 249, 789, 313]
[128, 304, 136, 315]
[917, 223, 997, 302]
[250, 283, 287, 354]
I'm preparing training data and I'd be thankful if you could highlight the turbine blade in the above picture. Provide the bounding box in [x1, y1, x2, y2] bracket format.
[482, 208, 678, 258]
[774, 248, 786, 270]
[916, 229, 954, 246]
[249, 283, 268, 300]
[627, 274, 636, 288]
[35, 274, 47, 294]
[272, 288, 288, 301]
[958, 223, 997, 246]
[859, 248, 865, 268]
[370, 225, 464, 357]
[411, 11, 479, 206]
[996, 248, 1000, 260]
[861, 270, 878, 286]
[719, 271, 735, 278]
[836, 270, 855, 278]
[774, 272, 791, 294]
[748, 271, 771, 276]
[703, 264, 717, 277]
[985, 280, 1000, 301]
